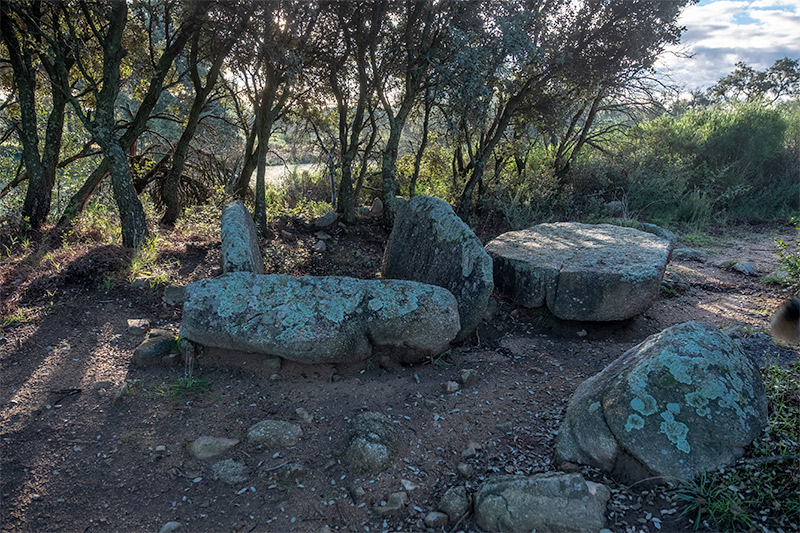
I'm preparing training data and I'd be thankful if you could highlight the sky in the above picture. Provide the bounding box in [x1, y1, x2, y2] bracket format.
[656, 0, 800, 92]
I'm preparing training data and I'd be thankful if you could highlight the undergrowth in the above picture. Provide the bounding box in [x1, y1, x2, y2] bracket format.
[154, 377, 211, 400]
[775, 220, 800, 289]
[674, 360, 800, 532]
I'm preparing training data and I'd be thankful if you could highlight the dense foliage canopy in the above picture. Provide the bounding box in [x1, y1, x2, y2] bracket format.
[1, 0, 797, 247]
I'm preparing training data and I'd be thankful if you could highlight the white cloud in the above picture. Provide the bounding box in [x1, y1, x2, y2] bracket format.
[656, 0, 800, 91]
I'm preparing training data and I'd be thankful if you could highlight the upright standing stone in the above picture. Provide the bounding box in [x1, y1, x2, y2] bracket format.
[220, 200, 264, 274]
[382, 195, 493, 342]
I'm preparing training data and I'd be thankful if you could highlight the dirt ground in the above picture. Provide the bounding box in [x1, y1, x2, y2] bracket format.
[1, 218, 797, 533]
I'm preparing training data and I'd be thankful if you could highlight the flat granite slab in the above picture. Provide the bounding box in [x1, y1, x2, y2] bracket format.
[485, 223, 672, 321]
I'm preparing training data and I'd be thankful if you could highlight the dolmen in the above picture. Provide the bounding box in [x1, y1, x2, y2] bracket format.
[172, 195, 494, 365]
[485, 222, 672, 321]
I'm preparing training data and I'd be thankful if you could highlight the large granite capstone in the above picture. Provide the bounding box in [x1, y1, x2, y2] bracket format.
[485, 222, 671, 321]
[382, 195, 493, 342]
[179, 273, 460, 364]
[220, 200, 264, 274]
[554, 321, 768, 484]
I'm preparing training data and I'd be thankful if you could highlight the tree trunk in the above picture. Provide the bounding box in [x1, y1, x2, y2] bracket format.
[254, 128, 269, 236]
[409, 97, 432, 198]
[232, 127, 259, 199]
[104, 139, 149, 248]
[58, 3, 198, 228]
[56, 160, 109, 229]
[456, 158, 486, 221]
[456, 88, 527, 221]
[161, 96, 205, 226]
[1, 6, 45, 228]
[162, 28, 231, 226]
[90, 2, 149, 248]
[337, 152, 357, 224]
[380, 127, 401, 224]
[37, 85, 69, 226]
[379, 93, 415, 227]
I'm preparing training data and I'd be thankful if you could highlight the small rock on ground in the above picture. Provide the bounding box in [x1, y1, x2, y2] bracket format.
[187, 436, 240, 460]
[373, 491, 408, 517]
[438, 485, 469, 522]
[424, 511, 449, 528]
[133, 329, 176, 364]
[246, 420, 302, 448]
[212, 458, 249, 484]
[159, 521, 181, 533]
[126, 318, 150, 334]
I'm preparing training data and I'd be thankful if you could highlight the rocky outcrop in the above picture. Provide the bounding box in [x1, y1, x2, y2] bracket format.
[554, 321, 768, 484]
[485, 222, 671, 321]
[382, 195, 493, 341]
[220, 200, 264, 274]
[473, 473, 610, 533]
[179, 273, 460, 364]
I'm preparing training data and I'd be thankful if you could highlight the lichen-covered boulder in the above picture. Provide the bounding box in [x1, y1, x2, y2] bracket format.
[473, 473, 610, 533]
[179, 273, 460, 364]
[220, 200, 264, 274]
[554, 321, 768, 484]
[485, 222, 671, 321]
[382, 195, 493, 342]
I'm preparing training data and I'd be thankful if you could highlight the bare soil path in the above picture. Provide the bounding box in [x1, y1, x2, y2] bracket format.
[1, 220, 797, 532]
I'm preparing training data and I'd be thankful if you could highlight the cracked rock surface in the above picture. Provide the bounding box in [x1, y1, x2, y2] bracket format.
[179, 272, 460, 364]
[486, 222, 672, 321]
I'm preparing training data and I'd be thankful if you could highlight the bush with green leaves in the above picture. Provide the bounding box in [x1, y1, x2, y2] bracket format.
[554, 101, 799, 228]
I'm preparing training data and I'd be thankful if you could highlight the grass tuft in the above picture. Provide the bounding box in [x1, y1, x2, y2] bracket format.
[674, 360, 800, 531]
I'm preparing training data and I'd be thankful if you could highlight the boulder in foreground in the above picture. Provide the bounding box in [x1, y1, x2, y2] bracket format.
[473, 473, 610, 532]
[485, 222, 671, 321]
[180, 273, 460, 364]
[554, 321, 767, 484]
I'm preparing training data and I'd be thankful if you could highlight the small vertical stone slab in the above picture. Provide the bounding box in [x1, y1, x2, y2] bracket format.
[220, 200, 264, 274]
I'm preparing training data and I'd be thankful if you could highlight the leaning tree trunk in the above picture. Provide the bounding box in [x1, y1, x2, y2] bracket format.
[161, 97, 204, 226]
[162, 30, 230, 226]
[56, 160, 109, 229]
[456, 159, 486, 221]
[56, 3, 197, 229]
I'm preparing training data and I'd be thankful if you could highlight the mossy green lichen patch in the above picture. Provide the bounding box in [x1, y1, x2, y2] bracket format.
[660, 411, 691, 453]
